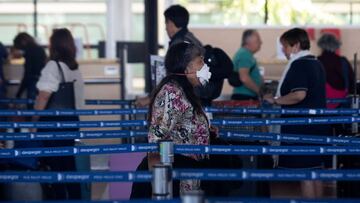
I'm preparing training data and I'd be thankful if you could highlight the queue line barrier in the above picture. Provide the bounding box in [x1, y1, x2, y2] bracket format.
[2, 107, 360, 116]
[3, 144, 360, 158]
[0, 130, 148, 140]
[0, 108, 148, 116]
[0, 99, 134, 106]
[1, 116, 360, 129]
[0, 98, 351, 105]
[1, 130, 360, 147]
[0, 120, 147, 129]
[1, 169, 360, 182]
[0, 199, 357, 203]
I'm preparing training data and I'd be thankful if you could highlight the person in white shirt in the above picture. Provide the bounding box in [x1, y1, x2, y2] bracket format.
[33, 28, 84, 200]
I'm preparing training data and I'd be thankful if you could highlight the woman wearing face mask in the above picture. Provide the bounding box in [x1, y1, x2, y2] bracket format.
[264, 28, 331, 198]
[148, 42, 210, 190]
[131, 42, 211, 198]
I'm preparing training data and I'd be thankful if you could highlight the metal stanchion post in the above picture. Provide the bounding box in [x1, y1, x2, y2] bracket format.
[159, 140, 174, 199]
[152, 164, 171, 200]
[351, 95, 359, 134]
[352, 53, 358, 134]
[159, 140, 174, 164]
[181, 190, 205, 203]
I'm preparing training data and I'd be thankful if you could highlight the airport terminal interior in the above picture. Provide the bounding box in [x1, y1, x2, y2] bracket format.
[1, 0, 360, 202]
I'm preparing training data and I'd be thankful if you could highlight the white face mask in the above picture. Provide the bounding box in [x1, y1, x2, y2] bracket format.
[196, 63, 211, 85]
[289, 52, 296, 59]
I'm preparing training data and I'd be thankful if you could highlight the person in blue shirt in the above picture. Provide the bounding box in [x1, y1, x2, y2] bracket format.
[232, 29, 263, 100]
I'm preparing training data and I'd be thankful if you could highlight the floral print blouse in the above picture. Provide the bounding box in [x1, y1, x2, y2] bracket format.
[148, 81, 210, 193]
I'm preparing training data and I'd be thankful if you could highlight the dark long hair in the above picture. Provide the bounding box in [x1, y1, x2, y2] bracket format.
[148, 42, 204, 123]
[50, 28, 78, 70]
[13, 32, 36, 50]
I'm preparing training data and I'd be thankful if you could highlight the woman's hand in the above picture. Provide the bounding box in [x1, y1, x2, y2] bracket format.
[263, 94, 275, 104]
[134, 96, 150, 108]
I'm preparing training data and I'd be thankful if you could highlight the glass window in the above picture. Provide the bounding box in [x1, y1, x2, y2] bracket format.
[0, 0, 107, 59]
[171, 0, 360, 26]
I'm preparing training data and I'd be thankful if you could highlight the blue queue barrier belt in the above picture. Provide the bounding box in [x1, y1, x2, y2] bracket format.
[3, 144, 360, 158]
[219, 131, 360, 146]
[0, 200, 357, 203]
[0, 120, 147, 128]
[0, 108, 148, 116]
[205, 107, 360, 115]
[326, 98, 351, 104]
[0, 130, 148, 140]
[2, 107, 360, 116]
[211, 116, 360, 126]
[0, 99, 134, 106]
[206, 198, 359, 203]
[0, 98, 351, 105]
[1, 169, 360, 182]
[2, 129, 360, 147]
[85, 99, 134, 105]
[2, 116, 360, 129]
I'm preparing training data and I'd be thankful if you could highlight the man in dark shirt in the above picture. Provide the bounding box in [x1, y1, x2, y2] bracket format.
[164, 5, 202, 47]
[136, 5, 223, 107]
[13, 32, 47, 109]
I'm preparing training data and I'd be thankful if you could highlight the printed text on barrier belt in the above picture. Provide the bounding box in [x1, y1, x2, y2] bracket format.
[0, 130, 148, 140]
[0, 201, 181, 203]
[2, 130, 360, 147]
[219, 131, 360, 146]
[205, 107, 360, 115]
[0, 99, 134, 105]
[2, 116, 360, 128]
[207, 198, 360, 203]
[0, 200, 353, 203]
[0, 97, 351, 104]
[0, 120, 148, 128]
[2, 169, 360, 182]
[3, 144, 360, 158]
[0, 108, 148, 116]
[3, 107, 360, 116]
[0, 144, 158, 158]
[0, 200, 352, 203]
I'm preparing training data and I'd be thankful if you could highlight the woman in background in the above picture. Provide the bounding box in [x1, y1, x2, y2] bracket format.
[317, 33, 354, 109]
[13, 32, 47, 109]
[265, 28, 331, 198]
[34, 28, 84, 200]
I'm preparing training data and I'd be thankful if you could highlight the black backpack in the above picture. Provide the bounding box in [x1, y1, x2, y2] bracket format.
[203, 45, 243, 87]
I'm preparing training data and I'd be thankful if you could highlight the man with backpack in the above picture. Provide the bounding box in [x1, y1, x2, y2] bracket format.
[136, 4, 231, 107]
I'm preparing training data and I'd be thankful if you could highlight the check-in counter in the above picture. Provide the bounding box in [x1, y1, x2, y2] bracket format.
[220, 59, 360, 98]
[220, 59, 286, 97]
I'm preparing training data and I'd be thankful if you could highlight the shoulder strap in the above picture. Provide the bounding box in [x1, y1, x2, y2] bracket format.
[55, 60, 66, 82]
